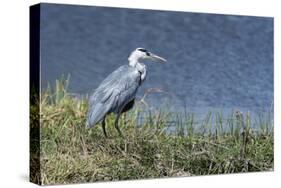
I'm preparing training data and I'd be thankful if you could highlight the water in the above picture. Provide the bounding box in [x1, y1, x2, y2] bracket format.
[40, 3, 273, 117]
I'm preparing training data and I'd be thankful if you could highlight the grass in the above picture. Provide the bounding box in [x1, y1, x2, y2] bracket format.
[30, 77, 274, 185]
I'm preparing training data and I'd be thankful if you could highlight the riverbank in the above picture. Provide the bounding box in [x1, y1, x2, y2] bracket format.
[30, 78, 273, 185]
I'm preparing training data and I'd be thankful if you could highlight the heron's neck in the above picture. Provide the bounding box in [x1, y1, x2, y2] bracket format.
[130, 61, 146, 84]
[129, 59, 145, 76]
[128, 54, 141, 67]
[128, 60, 140, 67]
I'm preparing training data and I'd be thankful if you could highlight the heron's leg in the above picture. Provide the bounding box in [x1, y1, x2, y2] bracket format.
[102, 117, 108, 138]
[114, 113, 123, 137]
[123, 113, 127, 127]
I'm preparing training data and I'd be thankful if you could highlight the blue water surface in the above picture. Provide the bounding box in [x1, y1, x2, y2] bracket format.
[40, 3, 273, 117]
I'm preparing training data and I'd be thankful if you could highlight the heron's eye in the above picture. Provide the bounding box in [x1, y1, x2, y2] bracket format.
[146, 52, 150, 56]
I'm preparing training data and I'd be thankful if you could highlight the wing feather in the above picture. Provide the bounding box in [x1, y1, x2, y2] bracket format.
[86, 65, 141, 128]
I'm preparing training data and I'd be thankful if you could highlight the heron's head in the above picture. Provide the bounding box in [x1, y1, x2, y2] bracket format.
[128, 48, 167, 65]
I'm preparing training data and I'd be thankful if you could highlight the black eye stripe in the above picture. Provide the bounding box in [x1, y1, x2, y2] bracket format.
[138, 48, 147, 52]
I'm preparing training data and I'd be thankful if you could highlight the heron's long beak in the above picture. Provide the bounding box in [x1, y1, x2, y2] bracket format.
[149, 53, 167, 63]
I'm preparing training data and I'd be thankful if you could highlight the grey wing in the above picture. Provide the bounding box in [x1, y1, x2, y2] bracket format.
[86, 65, 141, 128]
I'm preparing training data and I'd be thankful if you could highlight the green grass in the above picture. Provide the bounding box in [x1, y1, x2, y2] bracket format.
[30, 77, 274, 185]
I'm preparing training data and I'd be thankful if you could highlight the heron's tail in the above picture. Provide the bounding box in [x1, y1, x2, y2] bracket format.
[86, 102, 109, 129]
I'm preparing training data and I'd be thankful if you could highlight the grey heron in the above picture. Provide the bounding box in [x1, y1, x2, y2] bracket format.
[86, 48, 167, 137]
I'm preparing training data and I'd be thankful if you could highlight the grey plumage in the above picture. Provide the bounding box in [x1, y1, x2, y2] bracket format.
[86, 48, 166, 137]
[87, 65, 140, 128]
